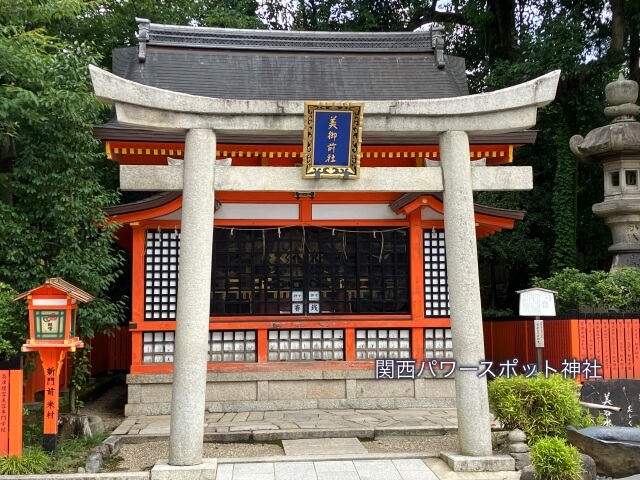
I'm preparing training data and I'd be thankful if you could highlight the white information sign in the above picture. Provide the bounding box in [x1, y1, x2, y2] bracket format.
[534, 319, 544, 348]
[517, 288, 557, 317]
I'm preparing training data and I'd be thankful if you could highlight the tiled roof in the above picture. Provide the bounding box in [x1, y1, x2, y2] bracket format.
[389, 193, 525, 220]
[14, 278, 95, 302]
[109, 20, 468, 102]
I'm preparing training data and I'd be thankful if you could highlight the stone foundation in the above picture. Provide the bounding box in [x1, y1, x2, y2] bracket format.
[124, 371, 456, 415]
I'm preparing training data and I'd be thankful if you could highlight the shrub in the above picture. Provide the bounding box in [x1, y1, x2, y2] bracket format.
[533, 267, 640, 313]
[0, 282, 26, 361]
[530, 436, 583, 480]
[488, 373, 595, 443]
[0, 447, 51, 475]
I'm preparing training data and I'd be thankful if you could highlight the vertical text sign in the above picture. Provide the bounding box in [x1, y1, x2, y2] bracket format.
[0, 370, 8, 454]
[313, 111, 353, 167]
[534, 319, 545, 348]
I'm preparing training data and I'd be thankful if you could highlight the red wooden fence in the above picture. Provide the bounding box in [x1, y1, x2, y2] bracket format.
[23, 326, 130, 402]
[22, 317, 637, 399]
[483, 315, 640, 380]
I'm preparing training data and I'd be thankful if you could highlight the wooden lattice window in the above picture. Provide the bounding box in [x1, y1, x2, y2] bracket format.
[211, 227, 409, 316]
[424, 229, 450, 317]
[144, 230, 179, 320]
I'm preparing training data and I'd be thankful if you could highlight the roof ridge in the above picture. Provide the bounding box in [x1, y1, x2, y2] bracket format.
[136, 18, 442, 55]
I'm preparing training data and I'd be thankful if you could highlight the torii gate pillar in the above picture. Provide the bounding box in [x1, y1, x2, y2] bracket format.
[168, 129, 216, 465]
[89, 65, 559, 472]
[440, 131, 493, 455]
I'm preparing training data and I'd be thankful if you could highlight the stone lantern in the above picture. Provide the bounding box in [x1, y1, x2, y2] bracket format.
[570, 74, 640, 270]
[14, 278, 93, 451]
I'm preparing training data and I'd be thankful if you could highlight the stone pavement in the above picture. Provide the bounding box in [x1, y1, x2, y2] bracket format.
[113, 407, 459, 442]
[209, 438, 519, 480]
[214, 455, 520, 480]
[114, 409, 521, 479]
[216, 457, 439, 480]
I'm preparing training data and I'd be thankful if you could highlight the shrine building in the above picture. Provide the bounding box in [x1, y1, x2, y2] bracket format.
[98, 20, 534, 415]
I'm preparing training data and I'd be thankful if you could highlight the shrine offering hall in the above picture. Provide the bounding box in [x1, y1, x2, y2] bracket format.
[99, 20, 533, 415]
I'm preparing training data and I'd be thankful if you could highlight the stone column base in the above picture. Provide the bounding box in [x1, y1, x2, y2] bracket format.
[151, 459, 217, 480]
[440, 452, 515, 472]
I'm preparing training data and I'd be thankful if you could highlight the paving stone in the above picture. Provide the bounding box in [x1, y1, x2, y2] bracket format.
[233, 474, 274, 480]
[263, 412, 286, 419]
[150, 458, 217, 480]
[233, 462, 274, 475]
[440, 452, 515, 472]
[139, 427, 169, 435]
[344, 415, 383, 424]
[216, 464, 233, 480]
[252, 427, 375, 441]
[247, 412, 264, 421]
[205, 412, 224, 421]
[423, 416, 456, 426]
[274, 462, 318, 480]
[273, 421, 300, 429]
[316, 472, 360, 480]
[313, 460, 358, 473]
[283, 437, 367, 456]
[233, 412, 250, 422]
[230, 424, 278, 431]
[353, 460, 403, 480]
[398, 469, 438, 480]
[392, 459, 429, 471]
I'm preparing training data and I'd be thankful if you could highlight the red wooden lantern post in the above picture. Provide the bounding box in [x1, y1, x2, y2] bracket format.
[15, 278, 94, 452]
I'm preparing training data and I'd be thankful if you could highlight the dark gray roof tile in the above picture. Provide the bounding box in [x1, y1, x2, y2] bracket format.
[121, 46, 467, 100]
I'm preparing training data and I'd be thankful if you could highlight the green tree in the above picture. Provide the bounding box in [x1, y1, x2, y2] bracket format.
[259, 0, 639, 307]
[52, 0, 264, 69]
[0, 283, 24, 360]
[0, 0, 126, 409]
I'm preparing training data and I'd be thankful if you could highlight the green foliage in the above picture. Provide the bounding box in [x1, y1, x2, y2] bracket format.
[488, 374, 596, 443]
[533, 267, 640, 312]
[482, 307, 513, 317]
[269, 0, 632, 308]
[530, 436, 584, 480]
[0, 282, 24, 359]
[0, 448, 51, 475]
[0, 0, 126, 408]
[51, 0, 263, 69]
[21, 407, 107, 473]
[552, 127, 578, 272]
[23, 408, 43, 447]
[53, 433, 108, 473]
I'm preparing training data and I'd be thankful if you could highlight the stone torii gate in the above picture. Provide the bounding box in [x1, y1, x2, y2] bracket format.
[90, 65, 559, 472]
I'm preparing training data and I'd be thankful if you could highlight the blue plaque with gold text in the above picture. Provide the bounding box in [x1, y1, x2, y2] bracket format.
[303, 102, 363, 179]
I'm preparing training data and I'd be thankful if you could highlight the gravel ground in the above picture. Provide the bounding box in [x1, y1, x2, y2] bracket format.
[363, 435, 459, 454]
[116, 441, 286, 471]
[112, 436, 459, 472]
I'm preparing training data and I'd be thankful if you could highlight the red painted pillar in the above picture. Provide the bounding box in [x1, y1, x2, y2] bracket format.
[1, 356, 24, 457]
[39, 348, 66, 452]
